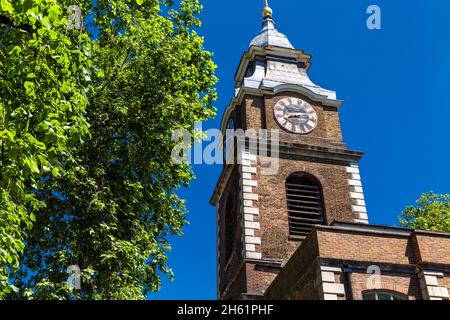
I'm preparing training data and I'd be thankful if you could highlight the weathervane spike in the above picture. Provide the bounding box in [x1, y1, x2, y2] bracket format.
[262, 0, 273, 18]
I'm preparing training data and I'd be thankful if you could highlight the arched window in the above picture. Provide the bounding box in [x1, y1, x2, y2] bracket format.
[224, 196, 236, 262]
[363, 290, 408, 300]
[285, 172, 325, 237]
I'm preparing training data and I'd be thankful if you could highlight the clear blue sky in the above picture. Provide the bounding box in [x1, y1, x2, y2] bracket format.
[150, 0, 450, 300]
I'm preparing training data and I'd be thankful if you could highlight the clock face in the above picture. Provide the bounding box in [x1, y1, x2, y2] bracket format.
[274, 98, 318, 134]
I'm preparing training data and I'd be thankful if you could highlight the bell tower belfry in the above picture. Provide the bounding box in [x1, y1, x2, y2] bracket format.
[210, 1, 369, 300]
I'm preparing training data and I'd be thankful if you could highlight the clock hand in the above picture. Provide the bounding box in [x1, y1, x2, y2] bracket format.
[284, 112, 308, 119]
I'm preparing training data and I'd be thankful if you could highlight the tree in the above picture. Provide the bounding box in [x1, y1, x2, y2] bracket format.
[0, 0, 91, 297]
[8, 0, 216, 300]
[398, 192, 450, 232]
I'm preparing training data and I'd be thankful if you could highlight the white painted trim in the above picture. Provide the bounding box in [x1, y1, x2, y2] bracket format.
[316, 264, 345, 300]
[347, 163, 369, 224]
[322, 283, 345, 295]
[243, 199, 254, 207]
[243, 193, 258, 201]
[321, 271, 336, 283]
[419, 270, 449, 300]
[245, 236, 261, 245]
[246, 252, 262, 259]
[243, 179, 257, 187]
[245, 221, 260, 229]
[243, 207, 259, 215]
[352, 205, 367, 213]
[350, 192, 364, 200]
[245, 229, 255, 236]
[346, 167, 360, 174]
[242, 166, 257, 174]
[321, 266, 342, 273]
[348, 179, 362, 187]
[241, 153, 257, 161]
[244, 214, 254, 222]
[239, 150, 262, 260]
[242, 173, 252, 180]
[424, 271, 444, 277]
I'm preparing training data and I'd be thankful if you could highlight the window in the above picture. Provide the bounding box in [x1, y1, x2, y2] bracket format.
[363, 291, 408, 300]
[224, 196, 236, 262]
[285, 172, 325, 237]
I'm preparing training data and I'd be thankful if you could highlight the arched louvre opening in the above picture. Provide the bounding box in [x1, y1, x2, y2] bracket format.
[285, 173, 325, 237]
[224, 196, 236, 262]
[363, 290, 408, 300]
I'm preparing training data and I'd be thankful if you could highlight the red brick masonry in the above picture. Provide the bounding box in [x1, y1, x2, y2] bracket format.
[264, 222, 450, 300]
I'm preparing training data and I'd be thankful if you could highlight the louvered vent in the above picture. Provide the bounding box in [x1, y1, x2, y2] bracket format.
[286, 173, 325, 237]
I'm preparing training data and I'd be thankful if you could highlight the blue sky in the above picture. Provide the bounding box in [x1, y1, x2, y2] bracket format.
[150, 0, 450, 300]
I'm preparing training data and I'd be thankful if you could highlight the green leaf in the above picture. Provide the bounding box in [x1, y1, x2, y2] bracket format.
[8, 46, 21, 55]
[25, 157, 40, 174]
[0, 129, 15, 141]
[1, 0, 13, 14]
[24, 81, 34, 91]
[51, 167, 60, 177]
[26, 134, 46, 150]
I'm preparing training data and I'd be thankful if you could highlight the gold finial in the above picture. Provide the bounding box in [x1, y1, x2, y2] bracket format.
[262, 0, 273, 17]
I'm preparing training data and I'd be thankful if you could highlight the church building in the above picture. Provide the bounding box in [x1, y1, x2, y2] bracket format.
[210, 2, 450, 300]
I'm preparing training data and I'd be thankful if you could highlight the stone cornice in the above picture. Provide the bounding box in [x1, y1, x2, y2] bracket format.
[209, 143, 363, 206]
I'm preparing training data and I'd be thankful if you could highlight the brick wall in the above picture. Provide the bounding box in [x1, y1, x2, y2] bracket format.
[245, 263, 280, 297]
[241, 95, 264, 131]
[264, 231, 320, 299]
[413, 232, 450, 265]
[316, 228, 415, 265]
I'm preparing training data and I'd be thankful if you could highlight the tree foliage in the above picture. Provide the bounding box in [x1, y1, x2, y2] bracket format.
[1, 0, 216, 299]
[0, 0, 91, 297]
[398, 192, 450, 232]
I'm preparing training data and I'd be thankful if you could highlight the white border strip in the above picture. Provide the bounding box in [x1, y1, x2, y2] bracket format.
[419, 270, 449, 300]
[315, 266, 345, 300]
[347, 163, 369, 224]
[240, 151, 261, 260]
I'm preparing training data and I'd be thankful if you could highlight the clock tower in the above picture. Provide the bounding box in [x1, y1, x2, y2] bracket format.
[210, 1, 369, 300]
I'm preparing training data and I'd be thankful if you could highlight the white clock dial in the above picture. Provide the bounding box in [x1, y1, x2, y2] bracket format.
[274, 98, 318, 134]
